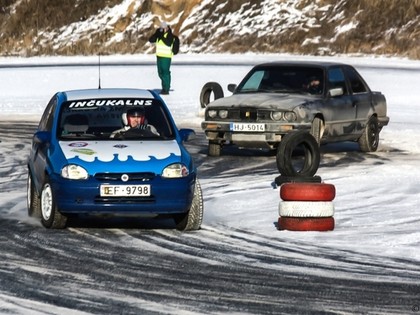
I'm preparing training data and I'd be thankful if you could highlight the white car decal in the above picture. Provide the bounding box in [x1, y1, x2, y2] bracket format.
[60, 140, 181, 162]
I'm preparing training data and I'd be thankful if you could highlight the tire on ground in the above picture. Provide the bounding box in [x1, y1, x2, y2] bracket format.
[274, 175, 322, 187]
[278, 201, 334, 217]
[280, 182, 336, 201]
[174, 180, 204, 231]
[27, 172, 41, 217]
[276, 130, 321, 177]
[310, 117, 323, 145]
[208, 141, 222, 157]
[40, 177, 68, 229]
[278, 217, 335, 231]
[200, 82, 224, 108]
[358, 115, 379, 152]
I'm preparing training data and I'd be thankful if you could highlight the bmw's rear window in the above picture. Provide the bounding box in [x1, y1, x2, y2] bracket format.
[57, 98, 175, 140]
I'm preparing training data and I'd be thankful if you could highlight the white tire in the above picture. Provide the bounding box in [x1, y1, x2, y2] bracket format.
[278, 201, 334, 217]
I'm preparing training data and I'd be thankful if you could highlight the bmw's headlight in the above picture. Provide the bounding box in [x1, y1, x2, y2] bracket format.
[162, 163, 189, 178]
[284, 112, 297, 122]
[61, 165, 88, 180]
[271, 111, 283, 121]
[208, 110, 217, 119]
[219, 110, 228, 119]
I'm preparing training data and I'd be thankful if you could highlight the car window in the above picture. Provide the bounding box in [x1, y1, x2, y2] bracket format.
[327, 67, 348, 95]
[38, 94, 58, 132]
[241, 70, 265, 91]
[237, 66, 324, 95]
[344, 66, 369, 94]
[57, 98, 175, 140]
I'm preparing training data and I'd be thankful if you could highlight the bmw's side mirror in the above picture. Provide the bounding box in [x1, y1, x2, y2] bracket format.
[227, 84, 237, 93]
[329, 87, 344, 97]
[178, 129, 196, 142]
[33, 131, 51, 144]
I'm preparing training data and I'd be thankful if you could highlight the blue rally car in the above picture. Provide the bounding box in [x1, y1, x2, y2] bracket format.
[27, 88, 203, 230]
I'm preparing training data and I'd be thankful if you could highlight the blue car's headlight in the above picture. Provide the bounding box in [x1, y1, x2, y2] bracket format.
[61, 164, 88, 180]
[162, 163, 189, 178]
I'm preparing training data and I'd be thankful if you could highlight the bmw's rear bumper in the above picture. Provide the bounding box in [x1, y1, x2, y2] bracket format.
[49, 173, 196, 215]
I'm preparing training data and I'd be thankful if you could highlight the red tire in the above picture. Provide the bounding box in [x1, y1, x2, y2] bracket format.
[277, 216, 335, 231]
[280, 182, 336, 201]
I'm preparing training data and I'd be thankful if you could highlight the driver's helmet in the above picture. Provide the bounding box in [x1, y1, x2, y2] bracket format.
[122, 107, 146, 126]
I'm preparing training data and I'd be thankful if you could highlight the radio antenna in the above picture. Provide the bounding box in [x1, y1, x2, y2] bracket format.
[98, 54, 101, 89]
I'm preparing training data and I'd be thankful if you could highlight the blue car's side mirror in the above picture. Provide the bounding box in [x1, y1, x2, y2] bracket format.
[34, 131, 51, 144]
[178, 129, 196, 142]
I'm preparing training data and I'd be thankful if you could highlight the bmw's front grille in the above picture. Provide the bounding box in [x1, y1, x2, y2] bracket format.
[228, 108, 270, 121]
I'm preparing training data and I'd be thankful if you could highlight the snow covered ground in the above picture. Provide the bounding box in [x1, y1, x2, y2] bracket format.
[0, 53, 420, 313]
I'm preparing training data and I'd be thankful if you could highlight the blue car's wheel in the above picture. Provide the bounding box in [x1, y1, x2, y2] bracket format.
[174, 180, 204, 231]
[27, 172, 41, 218]
[40, 177, 67, 229]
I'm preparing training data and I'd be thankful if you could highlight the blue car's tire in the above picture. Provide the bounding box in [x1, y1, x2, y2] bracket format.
[40, 177, 67, 229]
[276, 130, 320, 177]
[175, 180, 204, 231]
[200, 82, 224, 108]
[27, 171, 41, 218]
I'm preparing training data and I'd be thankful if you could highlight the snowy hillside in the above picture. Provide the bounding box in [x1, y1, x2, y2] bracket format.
[0, 0, 418, 58]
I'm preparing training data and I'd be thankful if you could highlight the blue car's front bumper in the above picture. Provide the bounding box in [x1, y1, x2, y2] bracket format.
[49, 173, 196, 216]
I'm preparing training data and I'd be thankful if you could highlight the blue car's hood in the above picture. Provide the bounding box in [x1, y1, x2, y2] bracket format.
[59, 140, 182, 174]
[208, 93, 317, 110]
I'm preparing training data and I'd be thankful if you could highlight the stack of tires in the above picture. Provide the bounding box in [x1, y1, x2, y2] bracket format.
[277, 182, 336, 231]
[274, 130, 336, 231]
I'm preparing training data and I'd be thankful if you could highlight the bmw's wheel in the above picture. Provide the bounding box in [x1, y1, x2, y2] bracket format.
[200, 82, 224, 108]
[40, 177, 67, 229]
[175, 181, 204, 231]
[208, 141, 221, 157]
[276, 131, 320, 177]
[27, 172, 41, 217]
[358, 116, 379, 152]
[310, 117, 323, 145]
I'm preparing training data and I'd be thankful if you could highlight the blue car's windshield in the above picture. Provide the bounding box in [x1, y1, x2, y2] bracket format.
[236, 66, 325, 95]
[57, 98, 175, 140]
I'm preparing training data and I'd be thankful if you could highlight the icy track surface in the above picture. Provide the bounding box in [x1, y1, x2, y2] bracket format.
[0, 54, 420, 314]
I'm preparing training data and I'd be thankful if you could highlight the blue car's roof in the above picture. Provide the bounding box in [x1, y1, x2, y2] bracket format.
[63, 88, 155, 101]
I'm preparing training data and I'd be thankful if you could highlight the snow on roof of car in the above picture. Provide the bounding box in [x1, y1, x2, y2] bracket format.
[63, 88, 155, 101]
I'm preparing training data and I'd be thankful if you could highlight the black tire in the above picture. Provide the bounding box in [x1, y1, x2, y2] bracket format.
[174, 181, 204, 231]
[40, 177, 67, 229]
[208, 141, 221, 157]
[276, 131, 320, 177]
[200, 82, 224, 108]
[310, 117, 323, 145]
[27, 171, 41, 217]
[274, 175, 322, 186]
[358, 116, 379, 152]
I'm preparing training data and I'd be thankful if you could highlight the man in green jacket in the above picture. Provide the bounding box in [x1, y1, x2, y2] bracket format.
[148, 22, 180, 95]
